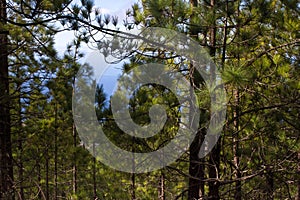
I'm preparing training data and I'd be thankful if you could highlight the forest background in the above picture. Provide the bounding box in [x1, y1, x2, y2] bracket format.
[0, 0, 299, 199]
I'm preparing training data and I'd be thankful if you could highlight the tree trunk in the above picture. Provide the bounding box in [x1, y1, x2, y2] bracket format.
[131, 134, 136, 200]
[54, 103, 58, 200]
[208, 142, 220, 200]
[72, 75, 78, 196]
[17, 67, 24, 199]
[188, 0, 206, 199]
[46, 143, 49, 200]
[0, 0, 14, 198]
[72, 123, 77, 196]
[188, 130, 205, 200]
[17, 107, 24, 200]
[233, 89, 241, 200]
[208, 0, 220, 199]
[37, 161, 42, 199]
[297, 151, 300, 200]
[158, 171, 165, 200]
[233, 2, 242, 199]
[266, 167, 274, 200]
[131, 171, 135, 200]
[93, 142, 97, 199]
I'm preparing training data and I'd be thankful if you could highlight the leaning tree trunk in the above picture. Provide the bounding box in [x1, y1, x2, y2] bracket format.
[0, 0, 14, 198]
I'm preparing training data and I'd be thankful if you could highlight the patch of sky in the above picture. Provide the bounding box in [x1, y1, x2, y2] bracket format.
[54, 0, 137, 98]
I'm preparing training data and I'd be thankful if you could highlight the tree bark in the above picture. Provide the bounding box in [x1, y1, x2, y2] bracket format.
[17, 102, 24, 199]
[72, 123, 77, 196]
[131, 130, 136, 200]
[17, 67, 24, 199]
[207, 0, 220, 199]
[158, 171, 165, 200]
[0, 0, 14, 198]
[37, 160, 42, 199]
[46, 143, 49, 200]
[233, 89, 241, 200]
[297, 151, 300, 200]
[233, 2, 242, 199]
[131, 170, 135, 200]
[208, 142, 220, 200]
[266, 167, 274, 200]
[188, 0, 206, 199]
[188, 129, 205, 200]
[54, 103, 58, 200]
[93, 142, 97, 199]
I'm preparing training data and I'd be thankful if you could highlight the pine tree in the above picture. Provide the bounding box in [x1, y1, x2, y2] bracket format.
[0, 0, 13, 198]
[1, 0, 298, 198]
[113, 0, 300, 198]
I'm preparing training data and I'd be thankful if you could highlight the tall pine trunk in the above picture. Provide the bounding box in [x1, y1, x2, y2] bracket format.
[266, 167, 274, 200]
[72, 123, 77, 196]
[72, 75, 78, 196]
[188, 62, 205, 200]
[17, 73, 24, 199]
[158, 171, 165, 200]
[233, 2, 241, 199]
[37, 160, 42, 199]
[208, 0, 220, 199]
[0, 0, 14, 198]
[54, 103, 58, 200]
[297, 151, 300, 200]
[188, 130, 205, 200]
[46, 142, 49, 200]
[188, 0, 205, 199]
[131, 125, 136, 200]
[92, 142, 97, 199]
[233, 89, 241, 200]
[131, 142, 136, 200]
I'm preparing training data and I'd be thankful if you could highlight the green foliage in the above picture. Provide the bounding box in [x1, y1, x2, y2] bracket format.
[4, 0, 300, 199]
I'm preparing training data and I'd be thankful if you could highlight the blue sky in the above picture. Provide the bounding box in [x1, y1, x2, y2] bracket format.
[55, 0, 136, 53]
[54, 0, 137, 98]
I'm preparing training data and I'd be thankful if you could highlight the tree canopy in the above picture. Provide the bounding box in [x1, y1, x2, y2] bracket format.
[0, 0, 299, 199]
